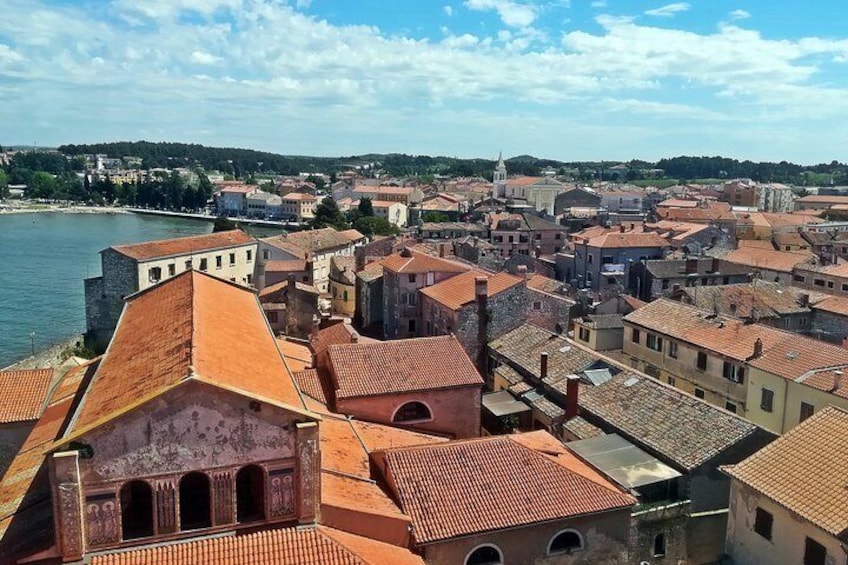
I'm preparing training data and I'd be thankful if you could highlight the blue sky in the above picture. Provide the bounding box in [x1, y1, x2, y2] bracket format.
[1, 0, 847, 164]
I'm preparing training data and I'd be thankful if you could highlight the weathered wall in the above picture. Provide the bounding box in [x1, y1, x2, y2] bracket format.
[135, 243, 257, 292]
[629, 502, 689, 565]
[454, 284, 530, 368]
[810, 309, 848, 344]
[526, 287, 574, 334]
[0, 421, 34, 479]
[422, 509, 631, 565]
[336, 386, 481, 439]
[356, 275, 383, 331]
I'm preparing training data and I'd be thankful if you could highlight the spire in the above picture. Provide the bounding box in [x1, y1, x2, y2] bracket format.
[497, 151, 505, 169]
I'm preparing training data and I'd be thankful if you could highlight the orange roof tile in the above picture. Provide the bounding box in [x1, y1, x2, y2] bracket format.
[526, 274, 563, 294]
[585, 231, 671, 249]
[263, 228, 356, 255]
[380, 433, 634, 544]
[89, 525, 425, 565]
[265, 259, 308, 272]
[420, 270, 523, 311]
[353, 185, 415, 195]
[724, 406, 848, 540]
[749, 335, 848, 381]
[327, 336, 483, 399]
[68, 271, 308, 437]
[796, 195, 848, 204]
[275, 338, 312, 373]
[798, 368, 848, 399]
[338, 229, 366, 242]
[310, 322, 373, 356]
[110, 230, 254, 261]
[294, 369, 330, 405]
[0, 369, 53, 423]
[723, 247, 814, 273]
[813, 296, 848, 317]
[281, 192, 317, 201]
[380, 250, 470, 275]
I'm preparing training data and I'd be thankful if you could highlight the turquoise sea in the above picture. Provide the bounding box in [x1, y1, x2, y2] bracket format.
[0, 212, 282, 368]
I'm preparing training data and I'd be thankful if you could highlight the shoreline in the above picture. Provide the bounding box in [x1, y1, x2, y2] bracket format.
[0, 204, 130, 215]
[2, 335, 86, 371]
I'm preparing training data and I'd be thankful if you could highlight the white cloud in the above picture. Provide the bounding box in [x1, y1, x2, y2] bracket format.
[464, 0, 538, 28]
[296, 0, 312, 9]
[590, 1, 607, 7]
[728, 9, 750, 21]
[190, 51, 221, 65]
[444, 5, 453, 16]
[644, 3, 690, 17]
[0, 43, 25, 64]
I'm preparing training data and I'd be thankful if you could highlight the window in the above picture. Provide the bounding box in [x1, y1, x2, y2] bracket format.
[694, 388, 705, 399]
[120, 480, 154, 540]
[408, 319, 416, 333]
[555, 233, 562, 240]
[653, 533, 666, 557]
[179, 472, 211, 530]
[216, 255, 223, 269]
[393, 401, 432, 422]
[722, 361, 745, 384]
[246, 249, 253, 262]
[645, 365, 660, 377]
[168, 263, 176, 276]
[236, 465, 265, 522]
[267, 311, 278, 323]
[343, 290, 348, 301]
[263, 249, 271, 260]
[761, 388, 774, 412]
[533, 301, 541, 310]
[602, 255, 613, 264]
[800, 402, 814, 423]
[229, 252, 236, 266]
[661, 279, 669, 290]
[246, 274, 252, 285]
[148, 267, 162, 283]
[647, 334, 663, 352]
[725, 401, 737, 413]
[754, 507, 773, 540]
[607, 277, 616, 285]
[185, 260, 192, 271]
[696, 351, 707, 370]
[548, 530, 583, 555]
[465, 545, 503, 565]
[199, 258, 208, 271]
[814, 278, 825, 287]
[668, 342, 678, 359]
[587, 254, 593, 264]
[668, 376, 676, 386]
[793, 274, 806, 283]
[804, 537, 827, 565]
[827, 281, 835, 289]
[631, 329, 641, 344]
[723, 276, 730, 284]
[578, 327, 590, 342]
[406, 293, 417, 306]
[408, 274, 417, 283]
[842, 283, 848, 292]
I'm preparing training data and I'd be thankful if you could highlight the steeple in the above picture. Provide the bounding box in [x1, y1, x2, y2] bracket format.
[493, 151, 507, 198]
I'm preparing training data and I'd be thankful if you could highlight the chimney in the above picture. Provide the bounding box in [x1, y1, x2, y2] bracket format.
[400, 246, 413, 258]
[672, 283, 681, 294]
[534, 246, 542, 258]
[439, 243, 446, 258]
[685, 257, 698, 274]
[540, 352, 548, 381]
[310, 316, 321, 341]
[565, 376, 579, 419]
[799, 292, 810, 307]
[752, 338, 763, 358]
[476, 276, 489, 375]
[517, 265, 528, 277]
[711, 256, 720, 273]
[287, 274, 296, 295]
[619, 224, 625, 233]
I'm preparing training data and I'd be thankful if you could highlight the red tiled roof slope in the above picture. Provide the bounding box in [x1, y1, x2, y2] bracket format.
[381, 250, 470, 274]
[381, 433, 634, 544]
[0, 369, 53, 423]
[110, 230, 254, 261]
[420, 270, 522, 310]
[327, 336, 483, 399]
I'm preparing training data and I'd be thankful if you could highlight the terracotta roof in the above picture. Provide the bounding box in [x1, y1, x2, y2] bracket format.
[506, 176, 546, 187]
[724, 406, 848, 540]
[218, 185, 255, 194]
[264, 259, 308, 272]
[723, 247, 814, 273]
[575, 371, 765, 471]
[68, 271, 307, 437]
[380, 250, 470, 275]
[489, 324, 598, 382]
[749, 334, 848, 381]
[762, 212, 824, 228]
[584, 231, 671, 249]
[621, 295, 647, 311]
[737, 239, 777, 250]
[326, 336, 483, 399]
[281, 192, 317, 201]
[0, 369, 53, 423]
[353, 185, 415, 195]
[379, 432, 634, 544]
[310, 322, 372, 356]
[562, 416, 606, 440]
[644, 258, 753, 279]
[420, 270, 523, 311]
[677, 281, 828, 320]
[275, 338, 312, 373]
[796, 195, 848, 204]
[798, 368, 848, 399]
[263, 228, 356, 255]
[294, 369, 330, 404]
[109, 230, 254, 261]
[89, 525, 425, 565]
[812, 296, 848, 317]
[657, 198, 700, 208]
[258, 279, 319, 302]
[526, 274, 564, 294]
[338, 229, 366, 243]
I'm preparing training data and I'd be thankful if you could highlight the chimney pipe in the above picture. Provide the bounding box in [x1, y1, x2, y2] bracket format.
[565, 376, 579, 419]
[517, 265, 528, 277]
[619, 224, 625, 233]
[476, 276, 489, 375]
[310, 316, 321, 341]
[540, 352, 548, 381]
[753, 338, 763, 358]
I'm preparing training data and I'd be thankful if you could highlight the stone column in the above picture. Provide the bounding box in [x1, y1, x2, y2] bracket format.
[296, 422, 320, 524]
[50, 451, 85, 562]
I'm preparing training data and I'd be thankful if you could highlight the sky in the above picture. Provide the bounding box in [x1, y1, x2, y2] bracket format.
[1, 0, 847, 164]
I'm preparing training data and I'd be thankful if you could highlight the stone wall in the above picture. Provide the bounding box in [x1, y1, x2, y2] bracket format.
[810, 309, 848, 344]
[525, 287, 574, 334]
[454, 284, 528, 370]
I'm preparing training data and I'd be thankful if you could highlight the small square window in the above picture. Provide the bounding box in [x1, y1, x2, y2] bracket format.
[631, 329, 640, 344]
[246, 250, 253, 262]
[229, 253, 236, 266]
[168, 264, 176, 276]
[694, 388, 705, 399]
[725, 401, 737, 413]
[667, 376, 676, 386]
[800, 402, 814, 423]
[216, 256, 223, 269]
[199, 258, 208, 271]
[533, 301, 541, 310]
[754, 508, 773, 540]
[578, 327, 590, 341]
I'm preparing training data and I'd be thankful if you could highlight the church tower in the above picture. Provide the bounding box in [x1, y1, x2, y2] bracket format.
[493, 151, 507, 198]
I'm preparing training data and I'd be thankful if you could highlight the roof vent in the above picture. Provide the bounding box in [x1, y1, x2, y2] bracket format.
[558, 345, 571, 353]
[786, 351, 799, 360]
[623, 376, 640, 387]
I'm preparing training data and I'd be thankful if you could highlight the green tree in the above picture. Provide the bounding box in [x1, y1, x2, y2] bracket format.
[213, 216, 238, 232]
[422, 211, 450, 223]
[306, 175, 326, 191]
[358, 197, 374, 217]
[355, 216, 400, 236]
[312, 196, 348, 230]
[28, 172, 57, 199]
[0, 169, 8, 199]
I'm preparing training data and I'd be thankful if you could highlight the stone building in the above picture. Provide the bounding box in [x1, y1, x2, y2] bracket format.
[572, 228, 669, 292]
[630, 257, 753, 301]
[490, 212, 568, 258]
[84, 229, 257, 350]
[258, 277, 320, 339]
[381, 248, 471, 339]
[328, 255, 356, 318]
[354, 259, 385, 333]
[723, 406, 848, 565]
[263, 258, 313, 287]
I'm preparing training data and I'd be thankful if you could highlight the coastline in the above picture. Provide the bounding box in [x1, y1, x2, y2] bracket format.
[0, 204, 130, 215]
[2, 335, 86, 371]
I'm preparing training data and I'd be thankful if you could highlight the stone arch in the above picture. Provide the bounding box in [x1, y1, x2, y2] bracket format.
[548, 528, 584, 555]
[179, 471, 212, 530]
[120, 480, 154, 540]
[391, 401, 433, 423]
[236, 464, 266, 522]
[465, 543, 503, 565]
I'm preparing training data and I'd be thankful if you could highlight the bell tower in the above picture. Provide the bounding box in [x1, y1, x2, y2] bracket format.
[493, 151, 507, 198]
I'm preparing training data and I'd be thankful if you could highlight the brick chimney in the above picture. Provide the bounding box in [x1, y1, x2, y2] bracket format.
[476, 276, 489, 375]
[565, 376, 580, 419]
[619, 224, 625, 233]
[798, 292, 810, 307]
[540, 352, 548, 381]
[752, 337, 763, 358]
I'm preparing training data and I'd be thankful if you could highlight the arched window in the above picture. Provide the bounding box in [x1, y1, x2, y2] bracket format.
[236, 465, 266, 522]
[120, 480, 154, 540]
[392, 401, 432, 423]
[179, 472, 211, 530]
[465, 544, 503, 565]
[548, 529, 584, 554]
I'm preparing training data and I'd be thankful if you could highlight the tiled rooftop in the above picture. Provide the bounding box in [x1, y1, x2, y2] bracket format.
[583, 231, 671, 249]
[489, 324, 598, 382]
[89, 525, 425, 565]
[380, 432, 634, 544]
[380, 250, 470, 275]
[677, 281, 828, 320]
[264, 259, 308, 272]
[327, 336, 483, 399]
[0, 368, 53, 424]
[69, 271, 307, 436]
[420, 270, 523, 310]
[723, 247, 814, 273]
[262, 227, 356, 255]
[724, 406, 848, 540]
[110, 230, 254, 261]
[574, 371, 765, 471]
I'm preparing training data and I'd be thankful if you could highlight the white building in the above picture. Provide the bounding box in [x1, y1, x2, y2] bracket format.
[758, 183, 795, 213]
[372, 200, 408, 227]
